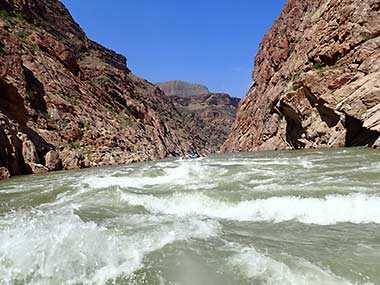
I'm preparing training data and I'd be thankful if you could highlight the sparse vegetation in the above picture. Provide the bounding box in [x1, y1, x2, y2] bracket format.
[17, 31, 31, 45]
[80, 55, 106, 67]
[0, 9, 9, 19]
[26, 88, 35, 100]
[15, 12, 26, 22]
[313, 61, 326, 75]
[94, 76, 108, 86]
[119, 116, 138, 129]
[60, 93, 78, 105]
[66, 141, 80, 150]
[292, 70, 302, 81]
[41, 111, 51, 120]
[363, 33, 377, 42]
[78, 120, 91, 130]
[107, 106, 138, 129]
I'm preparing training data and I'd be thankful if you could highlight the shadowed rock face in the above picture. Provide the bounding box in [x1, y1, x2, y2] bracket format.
[157, 81, 240, 152]
[170, 93, 240, 152]
[0, 0, 198, 179]
[222, 0, 380, 152]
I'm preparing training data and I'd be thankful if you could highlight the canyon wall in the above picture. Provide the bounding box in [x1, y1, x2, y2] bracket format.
[222, 0, 380, 152]
[0, 0, 198, 179]
[157, 81, 240, 152]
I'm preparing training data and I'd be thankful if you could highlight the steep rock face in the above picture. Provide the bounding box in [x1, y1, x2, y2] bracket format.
[170, 92, 240, 152]
[0, 0, 197, 179]
[157, 80, 240, 151]
[222, 0, 380, 152]
[156, 80, 210, 97]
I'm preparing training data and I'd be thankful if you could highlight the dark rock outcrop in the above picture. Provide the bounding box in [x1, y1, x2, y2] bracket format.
[157, 81, 240, 152]
[0, 0, 198, 179]
[222, 0, 380, 152]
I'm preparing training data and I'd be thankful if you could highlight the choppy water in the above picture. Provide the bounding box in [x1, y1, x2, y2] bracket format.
[1, 148, 380, 284]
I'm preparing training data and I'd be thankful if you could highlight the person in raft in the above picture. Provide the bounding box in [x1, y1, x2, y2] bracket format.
[181, 149, 207, 160]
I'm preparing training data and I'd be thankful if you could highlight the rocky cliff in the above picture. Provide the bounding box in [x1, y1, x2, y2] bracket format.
[156, 81, 240, 152]
[222, 0, 380, 152]
[0, 0, 198, 179]
[156, 80, 210, 97]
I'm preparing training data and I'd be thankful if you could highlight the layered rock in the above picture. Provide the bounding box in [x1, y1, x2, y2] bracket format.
[0, 0, 197, 179]
[157, 81, 240, 152]
[222, 0, 380, 152]
[156, 80, 210, 97]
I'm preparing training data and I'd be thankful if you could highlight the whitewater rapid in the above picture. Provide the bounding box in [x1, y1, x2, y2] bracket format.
[0, 148, 379, 284]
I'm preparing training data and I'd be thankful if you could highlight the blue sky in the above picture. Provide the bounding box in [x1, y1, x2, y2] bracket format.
[61, 0, 286, 98]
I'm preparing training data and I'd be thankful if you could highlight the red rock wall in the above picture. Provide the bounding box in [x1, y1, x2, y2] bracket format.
[222, 0, 380, 152]
[169, 93, 240, 152]
[0, 0, 198, 178]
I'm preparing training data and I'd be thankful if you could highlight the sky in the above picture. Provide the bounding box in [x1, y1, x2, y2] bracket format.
[61, 0, 287, 98]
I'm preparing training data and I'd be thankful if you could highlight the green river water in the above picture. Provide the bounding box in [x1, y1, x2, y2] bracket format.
[0, 148, 380, 284]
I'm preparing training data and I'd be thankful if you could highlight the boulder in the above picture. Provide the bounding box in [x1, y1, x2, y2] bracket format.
[29, 163, 48, 174]
[45, 150, 62, 171]
[0, 167, 10, 180]
[22, 139, 40, 164]
[61, 150, 84, 170]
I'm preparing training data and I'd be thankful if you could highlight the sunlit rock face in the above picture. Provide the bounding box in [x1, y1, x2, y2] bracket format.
[0, 0, 200, 179]
[222, 0, 380, 152]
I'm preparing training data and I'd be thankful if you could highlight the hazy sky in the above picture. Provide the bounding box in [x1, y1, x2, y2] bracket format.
[61, 0, 286, 98]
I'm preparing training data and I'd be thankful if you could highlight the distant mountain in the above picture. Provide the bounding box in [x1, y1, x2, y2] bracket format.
[156, 80, 210, 96]
[156, 81, 240, 152]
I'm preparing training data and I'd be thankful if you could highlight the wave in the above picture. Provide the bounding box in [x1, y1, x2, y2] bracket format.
[228, 247, 361, 285]
[0, 209, 220, 284]
[120, 192, 380, 225]
[82, 162, 223, 190]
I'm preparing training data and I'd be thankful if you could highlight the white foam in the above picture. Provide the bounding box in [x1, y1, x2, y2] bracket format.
[0, 209, 220, 284]
[82, 162, 220, 190]
[229, 247, 357, 285]
[120, 192, 380, 225]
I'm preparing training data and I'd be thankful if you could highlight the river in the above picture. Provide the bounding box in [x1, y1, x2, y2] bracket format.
[0, 148, 379, 284]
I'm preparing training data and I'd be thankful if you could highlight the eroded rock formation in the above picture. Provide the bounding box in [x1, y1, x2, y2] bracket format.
[222, 0, 380, 152]
[0, 0, 198, 179]
[156, 80, 210, 97]
[157, 81, 240, 152]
